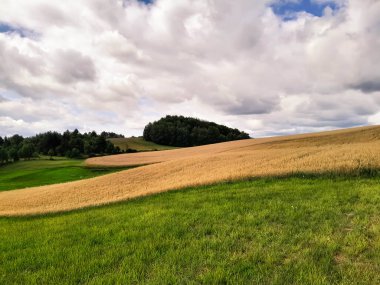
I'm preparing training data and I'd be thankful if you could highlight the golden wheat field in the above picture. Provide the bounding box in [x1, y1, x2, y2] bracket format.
[1, 125, 380, 216]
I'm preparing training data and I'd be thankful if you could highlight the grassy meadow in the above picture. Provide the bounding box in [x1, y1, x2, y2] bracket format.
[1, 176, 380, 284]
[0, 157, 127, 191]
[109, 137, 178, 152]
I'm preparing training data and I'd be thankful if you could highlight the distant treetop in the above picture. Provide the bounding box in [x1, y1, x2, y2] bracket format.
[143, 115, 250, 147]
[0, 130, 123, 165]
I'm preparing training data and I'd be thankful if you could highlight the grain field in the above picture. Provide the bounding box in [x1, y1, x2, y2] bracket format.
[1, 125, 380, 216]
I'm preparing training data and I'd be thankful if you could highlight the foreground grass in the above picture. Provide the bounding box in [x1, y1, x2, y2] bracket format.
[0, 157, 127, 191]
[109, 137, 178, 151]
[1, 177, 380, 284]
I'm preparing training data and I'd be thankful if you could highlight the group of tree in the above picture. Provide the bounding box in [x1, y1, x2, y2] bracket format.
[143, 115, 250, 147]
[0, 130, 124, 165]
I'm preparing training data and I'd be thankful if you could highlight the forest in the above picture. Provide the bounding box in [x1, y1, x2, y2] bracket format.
[0, 130, 124, 164]
[143, 115, 250, 147]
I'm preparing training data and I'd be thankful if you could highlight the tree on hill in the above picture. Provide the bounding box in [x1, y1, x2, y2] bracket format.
[19, 143, 36, 160]
[100, 131, 125, 139]
[143, 115, 250, 147]
[8, 147, 19, 162]
[9, 134, 24, 147]
[48, 149, 55, 160]
[0, 147, 9, 164]
[0, 129, 122, 165]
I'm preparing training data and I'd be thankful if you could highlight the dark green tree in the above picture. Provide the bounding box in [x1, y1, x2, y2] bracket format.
[19, 143, 35, 160]
[9, 134, 24, 146]
[0, 147, 9, 164]
[143, 115, 250, 147]
[48, 149, 55, 160]
[8, 147, 19, 162]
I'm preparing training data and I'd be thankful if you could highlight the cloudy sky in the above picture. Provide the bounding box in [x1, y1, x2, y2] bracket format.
[0, 0, 379, 137]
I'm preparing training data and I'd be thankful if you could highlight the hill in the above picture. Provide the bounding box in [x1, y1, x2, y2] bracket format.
[2, 177, 380, 284]
[0, 125, 379, 216]
[87, 125, 380, 166]
[109, 137, 177, 152]
[143, 115, 250, 147]
[0, 157, 128, 191]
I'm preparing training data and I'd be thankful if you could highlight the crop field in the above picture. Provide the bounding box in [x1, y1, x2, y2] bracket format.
[1, 125, 379, 216]
[1, 126, 380, 284]
[109, 137, 177, 151]
[1, 177, 380, 284]
[90, 125, 380, 167]
[0, 157, 128, 192]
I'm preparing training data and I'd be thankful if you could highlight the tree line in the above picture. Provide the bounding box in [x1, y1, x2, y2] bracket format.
[0, 130, 124, 164]
[143, 115, 250, 147]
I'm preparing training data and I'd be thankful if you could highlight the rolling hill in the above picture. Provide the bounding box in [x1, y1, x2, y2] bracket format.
[0, 157, 128, 192]
[109, 137, 177, 151]
[1, 125, 380, 216]
[2, 177, 380, 284]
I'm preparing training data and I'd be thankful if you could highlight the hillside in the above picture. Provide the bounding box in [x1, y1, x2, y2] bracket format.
[1, 125, 380, 216]
[0, 157, 128, 191]
[88, 125, 380, 167]
[109, 137, 177, 152]
[143, 115, 250, 147]
[2, 177, 380, 284]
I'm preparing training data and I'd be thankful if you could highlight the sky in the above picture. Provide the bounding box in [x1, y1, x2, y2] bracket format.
[0, 0, 379, 138]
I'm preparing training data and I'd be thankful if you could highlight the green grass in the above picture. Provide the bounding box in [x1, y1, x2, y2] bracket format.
[1, 177, 380, 284]
[109, 137, 178, 151]
[0, 157, 128, 191]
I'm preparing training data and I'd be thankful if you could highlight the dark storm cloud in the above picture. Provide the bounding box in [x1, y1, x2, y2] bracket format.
[352, 81, 380, 93]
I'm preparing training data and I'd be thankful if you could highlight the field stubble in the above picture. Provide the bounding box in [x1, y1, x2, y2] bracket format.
[1, 125, 380, 216]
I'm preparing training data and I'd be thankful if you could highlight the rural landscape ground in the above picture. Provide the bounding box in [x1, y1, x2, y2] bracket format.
[0, 157, 129, 192]
[109, 136, 178, 152]
[1, 126, 380, 284]
[1, 0, 379, 284]
[1, 125, 379, 216]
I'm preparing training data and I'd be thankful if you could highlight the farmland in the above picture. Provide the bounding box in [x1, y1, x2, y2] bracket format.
[109, 137, 177, 152]
[1, 125, 380, 284]
[2, 1, 379, 283]
[1, 177, 380, 284]
[0, 157, 129, 191]
[1, 125, 379, 216]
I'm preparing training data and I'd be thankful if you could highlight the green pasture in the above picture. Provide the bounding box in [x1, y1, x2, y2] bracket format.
[0, 157, 127, 191]
[1, 176, 379, 284]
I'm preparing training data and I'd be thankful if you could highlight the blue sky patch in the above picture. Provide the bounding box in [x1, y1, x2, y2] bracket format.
[0, 22, 35, 38]
[137, 0, 154, 4]
[271, 0, 339, 20]
[0, 23, 15, 33]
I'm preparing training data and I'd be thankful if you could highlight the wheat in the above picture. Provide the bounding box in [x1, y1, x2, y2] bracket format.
[1, 125, 379, 216]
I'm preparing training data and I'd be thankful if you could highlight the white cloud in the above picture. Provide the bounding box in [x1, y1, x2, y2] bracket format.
[369, 112, 380, 125]
[0, 0, 379, 138]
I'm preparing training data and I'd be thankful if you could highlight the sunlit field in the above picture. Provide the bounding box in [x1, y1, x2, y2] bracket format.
[1, 126, 379, 216]
[109, 137, 177, 152]
[1, 177, 379, 284]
